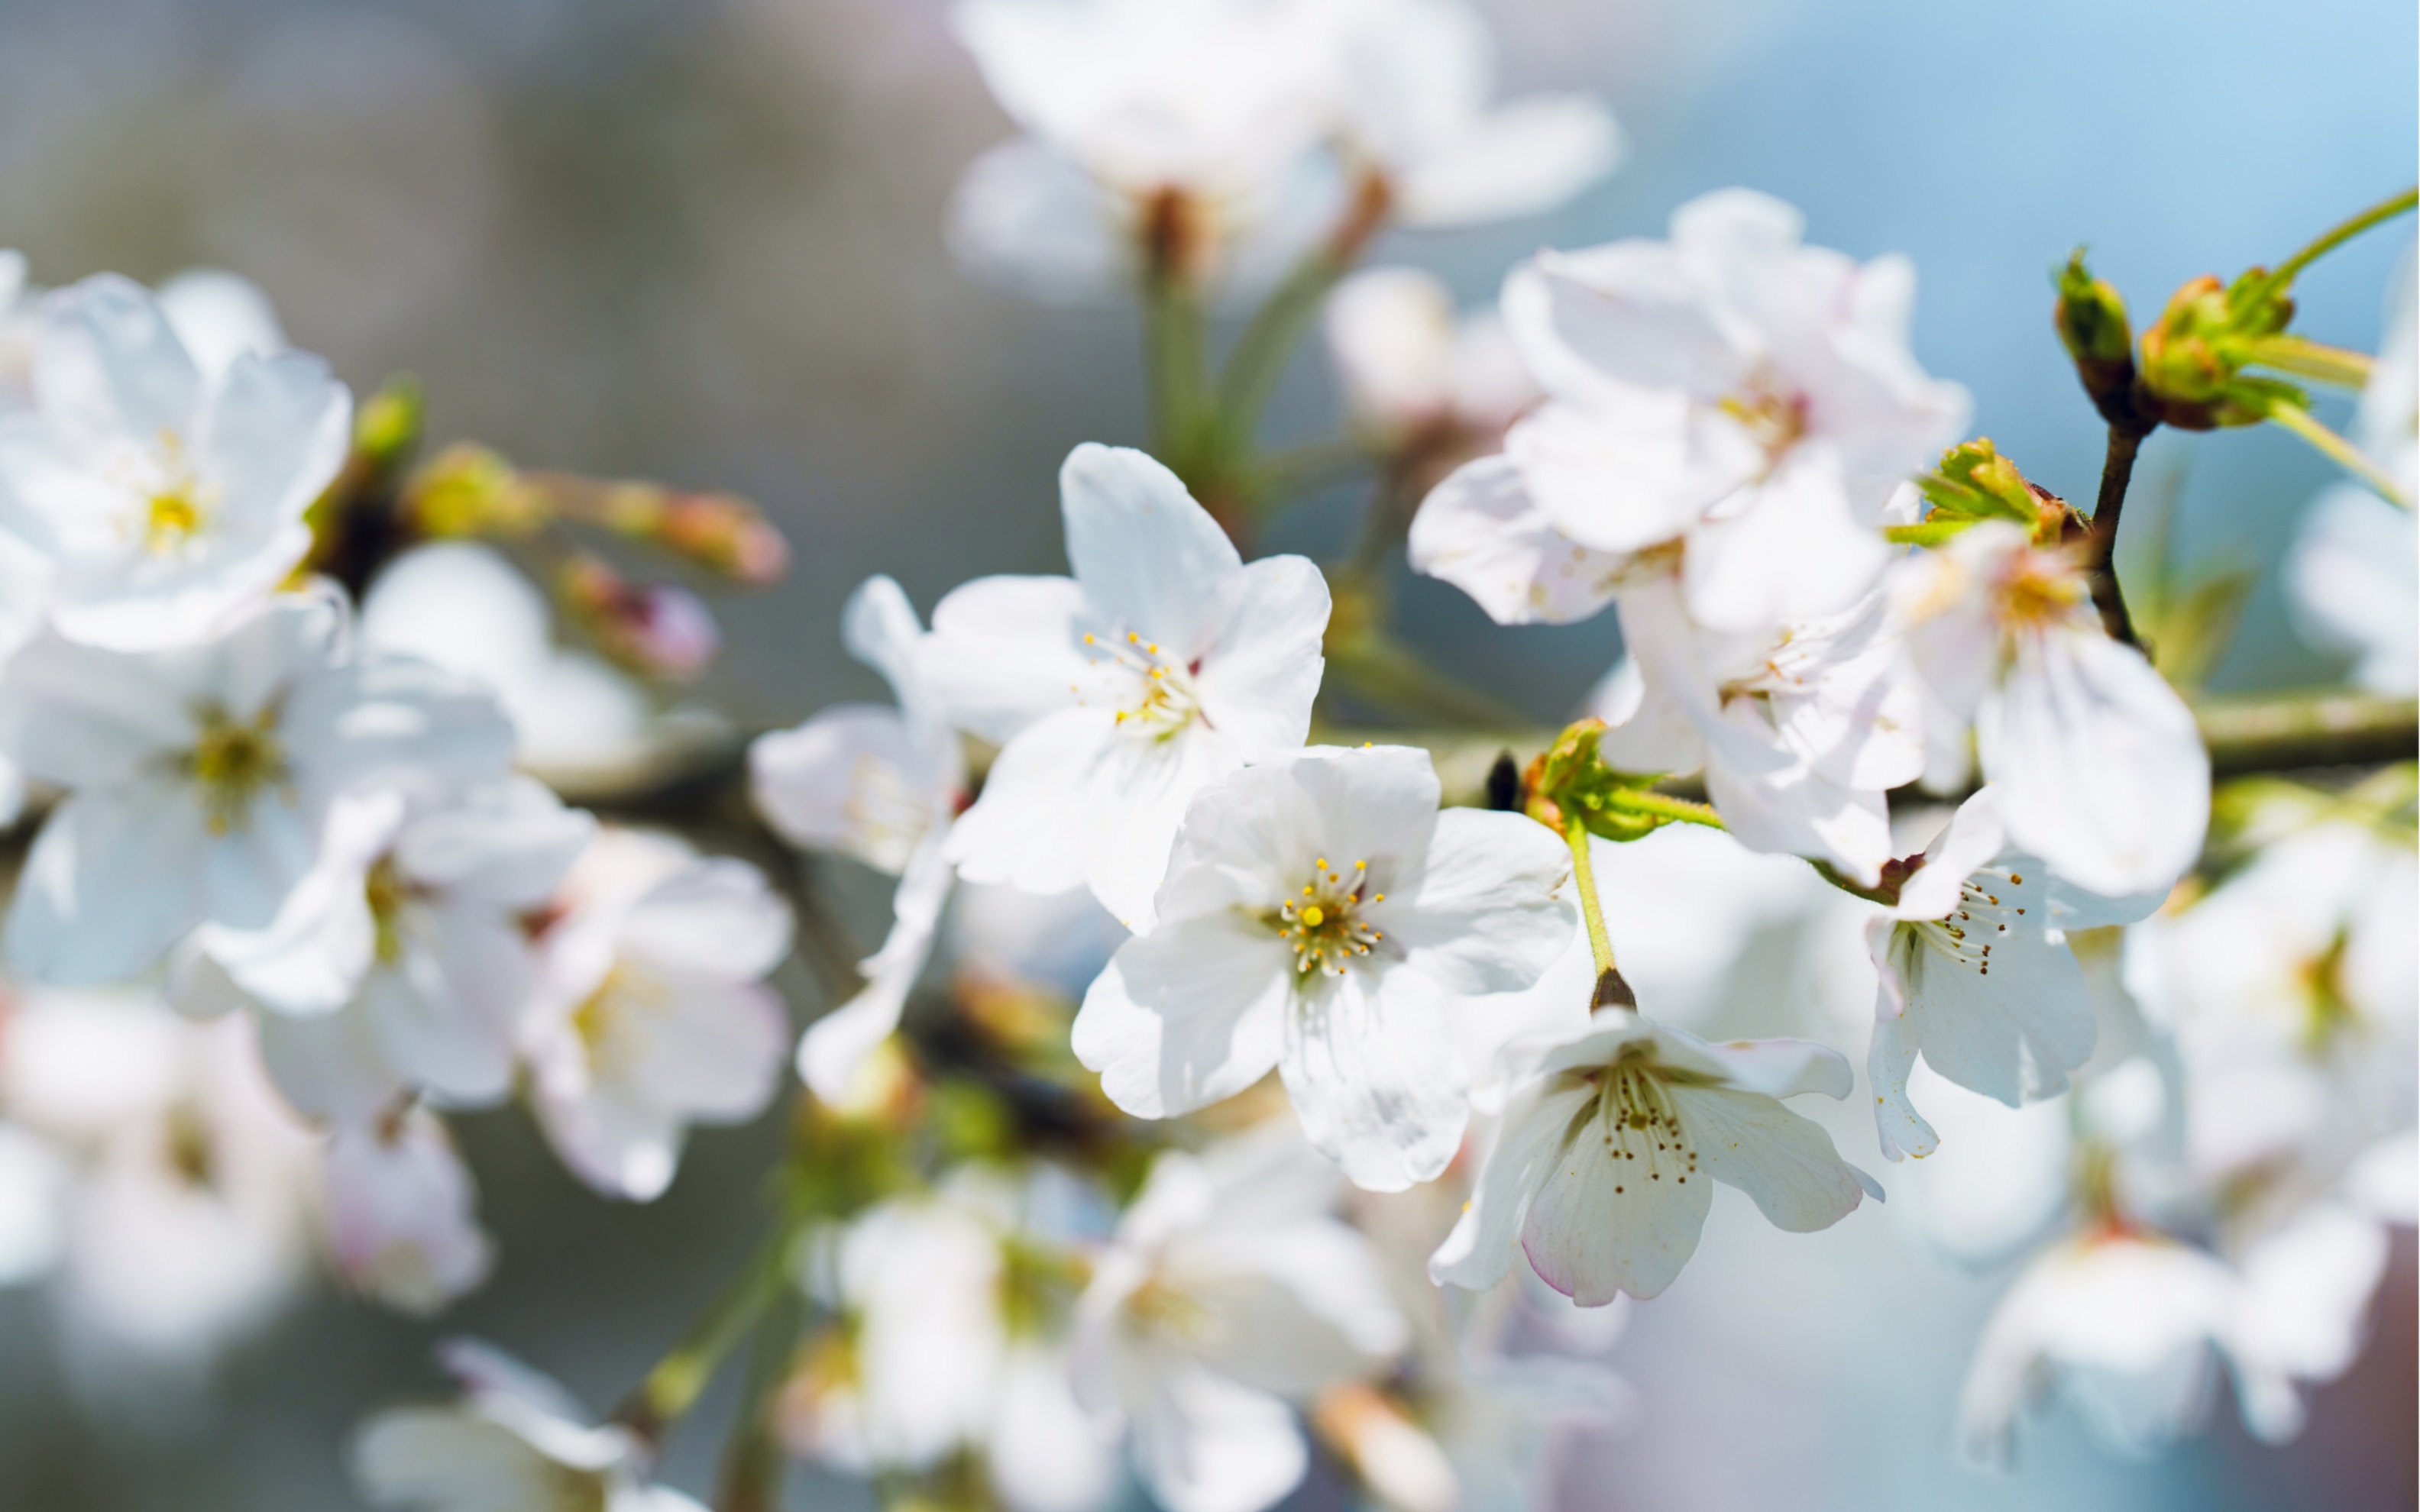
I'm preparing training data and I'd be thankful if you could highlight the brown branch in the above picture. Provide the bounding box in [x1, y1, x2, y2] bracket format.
[2084, 420, 2153, 648]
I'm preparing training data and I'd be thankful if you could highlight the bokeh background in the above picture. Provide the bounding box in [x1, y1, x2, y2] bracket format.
[0, 0, 2411, 1507]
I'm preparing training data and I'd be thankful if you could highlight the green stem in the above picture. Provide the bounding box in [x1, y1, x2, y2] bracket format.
[2241, 334, 2376, 390]
[620, 1223, 801, 1440]
[715, 1284, 808, 1512]
[2258, 187, 2419, 297]
[1144, 267, 1208, 467]
[2263, 400, 2410, 506]
[1561, 815, 1615, 982]
[1602, 788, 1726, 829]
[1210, 172, 1393, 465]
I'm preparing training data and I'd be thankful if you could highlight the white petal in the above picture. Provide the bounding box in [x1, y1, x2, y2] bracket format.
[945, 706, 1121, 900]
[1680, 446, 1891, 635]
[1394, 95, 1622, 228]
[749, 705, 932, 871]
[5, 783, 211, 983]
[1669, 1083, 1872, 1231]
[257, 1001, 406, 1123]
[1866, 993, 1936, 1161]
[1428, 1079, 1595, 1293]
[917, 573, 1096, 744]
[34, 274, 201, 442]
[798, 836, 953, 1102]
[1073, 913, 1290, 1119]
[1189, 554, 1328, 758]
[946, 137, 1132, 307]
[1406, 453, 1625, 628]
[1130, 1366, 1307, 1512]
[1377, 807, 1573, 996]
[1978, 627, 2208, 897]
[1060, 443, 1244, 659]
[1278, 964, 1469, 1192]
[322, 1109, 493, 1316]
[1519, 1094, 1710, 1303]
[618, 859, 793, 981]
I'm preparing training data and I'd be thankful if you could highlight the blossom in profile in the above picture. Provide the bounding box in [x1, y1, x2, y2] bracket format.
[752, 575, 967, 1100]
[0, 590, 516, 986]
[352, 1339, 704, 1512]
[1892, 521, 2208, 897]
[1325, 265, 1539, 499]
[322, 1106, 494, 1317]
[1415, 189, 1969, 637]
[1431, 1008, 1879, 1304]
[0, 273, 350, 651]
[520, 829, 791, 1201]
[1075, 745, 1572, 1191]
[176, 777, 595, 1124]
[1071, 1127, 1409, 1512]
[1588, 577, 1924, 884]
[1864, 787, 2163, 1161]
[917, 444, 1328, 928]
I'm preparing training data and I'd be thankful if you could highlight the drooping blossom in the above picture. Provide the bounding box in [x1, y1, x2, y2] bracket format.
[175, 777, 595, 1123]
[0, 589, 516, 985]
[1414, 189, 1969, 637]
[1587, 576, 1924, 884]
[520, 828, 792, 1201]
[352, 1338, 705, 1512]
[917, 443, 1328, 927]
[1071, 1126, 1409, 1512]
[0, 273, 350, 651]
[752, 576, 968, 1100]
[1325, 265, 1539, 496]
[1892, 520, 2208, 897]
[1957, 1206, 2391, 1462]
[322, 1106, 494, 1316]
[1431, 1008, 1879, 1304]
[1865, 787, 2163, 1161]
[1075, 745, 1572, 1191]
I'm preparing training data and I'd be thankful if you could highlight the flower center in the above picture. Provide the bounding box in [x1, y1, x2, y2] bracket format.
[1717, 374, 1807, 464]
[843, 753, 931, 872]
[1588, 1056, 1698, 1193]
[1127, 1271, 1218, 1345]
[1909, 873, 2025, 977]
[1995, 550, 2088, 630]
[184, 703, 292, 836]
[364, 855, 412, 967]
[131, 431, 218, 555]
[1267, 857, 1384, 978]
[570, 961, 670, 1074]
[1084, 629, 1203, 740]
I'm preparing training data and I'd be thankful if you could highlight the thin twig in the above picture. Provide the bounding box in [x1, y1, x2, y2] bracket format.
[2086, 422, 2151, 647]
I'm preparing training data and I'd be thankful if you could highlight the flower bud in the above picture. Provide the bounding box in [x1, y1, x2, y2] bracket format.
[352, 375, 425, 477]
[1920, 438, 2059, 533]
[403, 442, 546, 538]
[555, 554, 721, 680]
[2053, 251, 2137, 423]
[656, 490, 791, 586]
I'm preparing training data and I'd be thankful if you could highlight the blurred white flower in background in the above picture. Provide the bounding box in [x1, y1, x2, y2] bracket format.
[1324, 267, 1537, 452]
[0, 274, 351, 651]
[1432, 1009, 1878, 1304]
[2288, 244, 2416, 693]
[322, 1106, 493, 1317]
[352, 1338, 705, 1512]
[176, 777, 594, 1125]
[753, 574, 968, 1100]
[919, 444, 1329, 927]
[1072, 1127, 1409, 1512]
[1892, 520, 2209, 897]
[1076, 744, 1573, 1191]
[519, 828, 791, 1201]
[0, 589, 516, 986]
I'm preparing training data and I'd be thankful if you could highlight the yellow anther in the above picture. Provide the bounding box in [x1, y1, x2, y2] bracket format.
[1300, 905, 1326, 927]
[1127, 632, 1140, 643]
[1353, 861, 1366, 871]
[1315, 858, 1328, 870]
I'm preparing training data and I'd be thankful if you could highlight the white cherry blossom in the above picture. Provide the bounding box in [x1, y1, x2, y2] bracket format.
[752, 575, 968, 1100]
[1074, 745, 1572, 1191]
[918, 443, 1328, 927]
[521, 829, 791, 1201]
[322, 1106, 494, 1316]
[1866, 787, 2163, 1160]
[352, 1338, 705, 1512]
[1071, 1127, 1409, 1512]
[0, 273, 350, 651]
[1416, 188, 1969, 637]
[1590, 574, 1923, 884]
[176, 777, 594, 1123]
[946, 0, 1344, 302]
[1892, 520, 2208, 897]
[0, 589, 516, 986]
[1430, 1008, 1879, 1304]
[1324, 266, 1537, 450]
[1329, 0, 1620, 229]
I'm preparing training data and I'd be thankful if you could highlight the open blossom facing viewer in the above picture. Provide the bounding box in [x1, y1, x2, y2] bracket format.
[1431, 1009, 1879, 1304]
[1414, 188, 1969, 637]
[353, 1338, 706, 1512]
[1865, 787, 2161, 1161]
[1892, 520, 2208, 897]
[1075, 745, 1573, 1191]
[753, 575, 968, 1100]
[0, 273, 350, 651]
[918, 443, 1329, 927]
[1072, 1128, 1409, 1512]
[0, 590, 515, 986]
[520, 829, 792, 1201]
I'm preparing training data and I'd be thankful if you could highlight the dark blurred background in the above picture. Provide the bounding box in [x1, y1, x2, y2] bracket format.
[0, 0, 2409, 1507]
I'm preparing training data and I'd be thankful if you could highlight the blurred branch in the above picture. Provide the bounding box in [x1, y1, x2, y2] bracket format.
[716, 1284, 807, 1512]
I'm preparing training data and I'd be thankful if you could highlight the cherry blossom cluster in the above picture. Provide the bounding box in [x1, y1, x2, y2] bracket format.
[0, 4, 2409, 1510]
